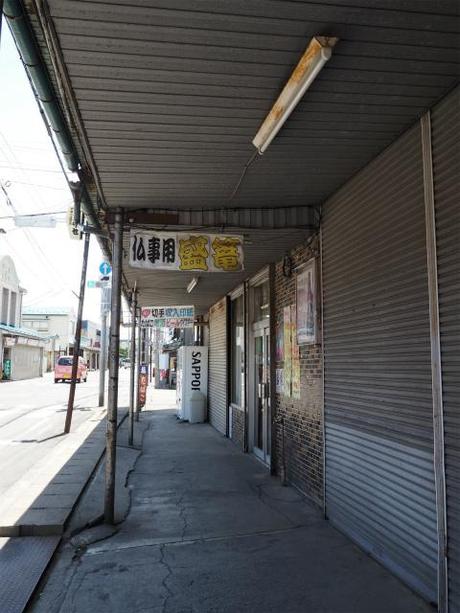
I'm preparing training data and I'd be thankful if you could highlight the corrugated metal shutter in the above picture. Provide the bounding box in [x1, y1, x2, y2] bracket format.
[322, 123, 438, 603]
[11, 345, 41, 380]
[432, 86, 460, 613]
[208, 298, 227, 435]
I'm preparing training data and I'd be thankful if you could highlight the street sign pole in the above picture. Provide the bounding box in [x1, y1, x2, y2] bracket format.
[64, 231, 90, 433]
[98, 312, 107, 406]
[98, 285, 111, 407]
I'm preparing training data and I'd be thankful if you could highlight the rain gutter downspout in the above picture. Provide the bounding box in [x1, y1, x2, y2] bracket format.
[2, 0, 111, 260]
[3, 0, 77, 172]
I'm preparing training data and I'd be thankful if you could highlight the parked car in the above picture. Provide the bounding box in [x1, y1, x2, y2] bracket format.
[54, 356, 88, 383]
[121, 358, 131, 369]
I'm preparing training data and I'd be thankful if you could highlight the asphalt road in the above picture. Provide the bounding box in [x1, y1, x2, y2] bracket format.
[0, 369, 130, 497]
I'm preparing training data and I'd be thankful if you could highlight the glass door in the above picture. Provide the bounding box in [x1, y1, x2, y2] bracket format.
[254, 326, 270, 463]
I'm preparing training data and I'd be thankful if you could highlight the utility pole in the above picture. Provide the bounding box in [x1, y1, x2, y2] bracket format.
[98, 285, 110, 407]
[104, 209, 123, 525]
[128, 289, 137, 446]
[64, 231, 90, 433]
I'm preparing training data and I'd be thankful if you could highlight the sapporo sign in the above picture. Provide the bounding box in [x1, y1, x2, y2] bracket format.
[129, 231, 244, 272]
[141, 306, 195, 329]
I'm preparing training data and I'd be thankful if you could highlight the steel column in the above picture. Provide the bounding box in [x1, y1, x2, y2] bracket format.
[269, 263, 277, 475]
[128, 290, 137, 446]
[421, 112, 448, 613]
[64, 231, 90, 433]
[135, 313, 142, 421]
[104, 209, 123, 525]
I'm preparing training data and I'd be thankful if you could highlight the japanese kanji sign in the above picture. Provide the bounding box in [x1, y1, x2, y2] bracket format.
[141, 306, 195, 328]
[129, 231, 244, 272]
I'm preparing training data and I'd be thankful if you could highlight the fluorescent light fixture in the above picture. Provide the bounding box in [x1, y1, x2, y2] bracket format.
[252, 36, 338, 154]
[187, 277, 199, 293]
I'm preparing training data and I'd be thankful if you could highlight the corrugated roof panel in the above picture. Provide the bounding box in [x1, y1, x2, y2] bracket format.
[19, 0, 460, 307]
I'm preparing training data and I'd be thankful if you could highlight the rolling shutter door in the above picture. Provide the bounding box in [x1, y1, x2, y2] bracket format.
[11, 345, 41, 380]
[432, 87, 460, 613]
[322, 124, 438, 602]
[208, 298, 227, 435]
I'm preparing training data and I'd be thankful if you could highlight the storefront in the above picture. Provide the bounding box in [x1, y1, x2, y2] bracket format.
[206, 86, 459, 610]
[0, 326, 46, 381]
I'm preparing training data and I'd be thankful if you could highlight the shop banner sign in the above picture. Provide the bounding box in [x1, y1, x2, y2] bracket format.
[141, 306, 195, 329]
[129, 231, 244, 272]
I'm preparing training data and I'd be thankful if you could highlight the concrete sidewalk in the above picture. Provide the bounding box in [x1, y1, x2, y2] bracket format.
[31, 390, 432, 613]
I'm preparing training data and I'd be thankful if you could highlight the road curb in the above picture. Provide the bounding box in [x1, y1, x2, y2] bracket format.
[0, 408, 128, 537]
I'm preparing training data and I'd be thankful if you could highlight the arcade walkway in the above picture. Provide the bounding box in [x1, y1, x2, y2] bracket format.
[31, 390, 431, 613]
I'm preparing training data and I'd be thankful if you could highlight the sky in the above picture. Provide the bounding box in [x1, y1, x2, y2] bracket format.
[0, 19, 105, 324]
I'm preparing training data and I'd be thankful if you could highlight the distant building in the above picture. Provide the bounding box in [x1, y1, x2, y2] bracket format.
[22, 306, 77, 371]
[81, 320, 101, 370]
[0, 254, 47, 380]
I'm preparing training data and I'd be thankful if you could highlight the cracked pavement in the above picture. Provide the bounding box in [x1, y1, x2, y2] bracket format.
[30, 390, 431, 613]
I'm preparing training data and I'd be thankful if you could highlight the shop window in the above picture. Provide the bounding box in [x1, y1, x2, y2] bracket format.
[253, 280, 270, 322]
[9, 291, 17, 326]
[231, 294, 245, 407]
[1, 288, 9, 325]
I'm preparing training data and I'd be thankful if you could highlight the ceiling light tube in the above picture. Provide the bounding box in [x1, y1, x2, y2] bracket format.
[252, 36, 338, 154]
[187, 277, 199, 293]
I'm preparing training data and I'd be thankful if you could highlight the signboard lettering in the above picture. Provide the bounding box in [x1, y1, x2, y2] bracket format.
[141, 306, 195, 329]
[191, 351, 202, 390]
[129, 231, 244, 272]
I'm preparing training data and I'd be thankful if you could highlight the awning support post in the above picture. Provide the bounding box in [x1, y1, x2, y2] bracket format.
[135, 312, 142, 421]
[128, 289, 137, 446]
[104, 208, 123, 525]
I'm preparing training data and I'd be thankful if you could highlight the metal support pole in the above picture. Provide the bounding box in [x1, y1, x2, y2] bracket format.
[135, 312, 142, 421]
[104, 209, 123, 525]
[64, 231, 90, 433]
[98, 312, 107, 407]
[150, 327, 153, 382]
[154, 327, 160, 389]
[128, 290, 137, 446]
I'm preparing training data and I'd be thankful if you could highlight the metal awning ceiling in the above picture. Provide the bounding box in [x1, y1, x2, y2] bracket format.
[17, 0, 460, 309]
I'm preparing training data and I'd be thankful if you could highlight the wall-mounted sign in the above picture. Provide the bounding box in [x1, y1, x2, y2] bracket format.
[138, 366, 148, 408]
[141, 306, 195, 329]
[296, 259, 318, 345]
[129, 231, 244, 272]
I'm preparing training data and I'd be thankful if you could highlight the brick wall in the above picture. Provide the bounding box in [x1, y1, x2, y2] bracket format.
[273, 237, 323, 507]
[230, 406, 245, 449]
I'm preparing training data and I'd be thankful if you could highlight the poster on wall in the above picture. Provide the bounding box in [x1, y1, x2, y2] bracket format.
[283, 306, 292, 397]
[130, 231, 244, 272]
[276, 322, 284, 362]
[291, 305, 301, 400]
[296, 259, 318, 344]
[276, 369, 284, 394]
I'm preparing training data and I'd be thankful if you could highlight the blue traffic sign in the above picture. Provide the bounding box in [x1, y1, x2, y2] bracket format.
[99, 261, 112, 275]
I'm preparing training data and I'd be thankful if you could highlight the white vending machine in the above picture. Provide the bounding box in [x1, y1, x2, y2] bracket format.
[176, 346, 208, 421]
